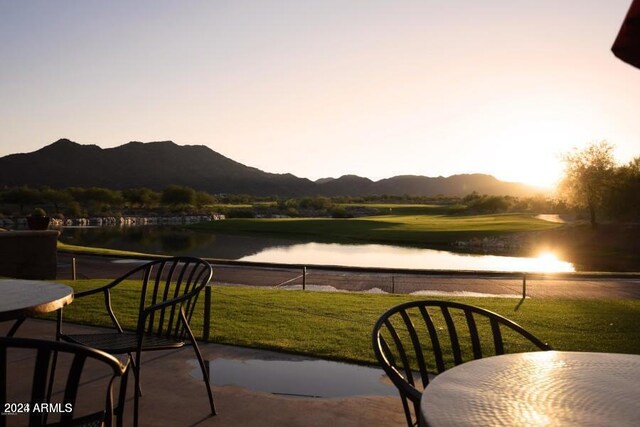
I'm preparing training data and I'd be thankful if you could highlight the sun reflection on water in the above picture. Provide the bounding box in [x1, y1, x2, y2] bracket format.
[240, 243, 575, 272]
[532, 251, 574, 273]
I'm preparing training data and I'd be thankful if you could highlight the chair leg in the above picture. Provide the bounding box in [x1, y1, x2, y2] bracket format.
[42, 349, 59, 426]
[45, 349, 59, 402]
[116, 363, 130, 427]
[45, 309, 62, 423]
[182, 312, 216, 415]
[7, 316, 25, 337]
[128, 352, 143, 396]
[192, 339, 216, 415]
[133, 352, 142, 427]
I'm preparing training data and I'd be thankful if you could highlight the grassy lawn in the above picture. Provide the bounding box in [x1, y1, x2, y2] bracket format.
[340, 203, 466, 215]
[55, 280, 640, 365]
[191, 213, 560, 246]
[57, 241, 153, 257]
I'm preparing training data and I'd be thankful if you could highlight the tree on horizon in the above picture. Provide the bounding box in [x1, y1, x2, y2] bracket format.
[559, 141, 615, 228]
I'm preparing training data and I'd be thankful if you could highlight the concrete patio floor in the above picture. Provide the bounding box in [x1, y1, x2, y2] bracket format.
[1, 319, 406, 427]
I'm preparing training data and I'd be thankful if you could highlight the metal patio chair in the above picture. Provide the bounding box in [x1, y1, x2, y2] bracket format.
[0, 336, 129, 427]
[56, 257, 215, 427]
[372, 300, 552, 427]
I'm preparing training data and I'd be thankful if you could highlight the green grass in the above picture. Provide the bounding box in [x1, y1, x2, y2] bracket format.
[340, 203, 466, 215]
[55, 280, 640, 365]
[191, 213, 560, 246]
[57, 241, 154, 257]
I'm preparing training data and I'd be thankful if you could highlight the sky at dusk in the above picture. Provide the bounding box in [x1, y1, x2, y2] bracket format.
[1, 0, 639, 188]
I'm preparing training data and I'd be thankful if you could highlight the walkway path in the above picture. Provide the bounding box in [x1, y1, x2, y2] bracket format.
[57, 253, 640, 299]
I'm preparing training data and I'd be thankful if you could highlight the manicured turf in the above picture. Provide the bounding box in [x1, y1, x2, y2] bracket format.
[57, 241, 151, 257]
[55, 280, 640, 365]
[339, 203, 465, 215]
[191, 213, 560, 246]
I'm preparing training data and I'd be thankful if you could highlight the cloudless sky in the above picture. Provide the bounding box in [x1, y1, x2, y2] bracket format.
[1, 0, 639, 188]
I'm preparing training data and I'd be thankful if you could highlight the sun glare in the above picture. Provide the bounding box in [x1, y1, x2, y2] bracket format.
[492, 157, 562, 189]
[526, 164, 562, 189]
[472, 95, 596, 190]
[534, 251, 574, 273]
[510, 166, 562, 189]
[491, 139, 565, 189]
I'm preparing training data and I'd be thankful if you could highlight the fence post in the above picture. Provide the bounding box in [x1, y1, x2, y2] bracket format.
[522, 273, 527, 299]
[302, 266, 306, 290]
[392, 274, 395, 294]
[203, 285, 212, 341]
[72, 257, 77, 281]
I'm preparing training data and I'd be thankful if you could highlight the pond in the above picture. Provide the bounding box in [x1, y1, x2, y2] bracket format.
[59, 226, 575, 272]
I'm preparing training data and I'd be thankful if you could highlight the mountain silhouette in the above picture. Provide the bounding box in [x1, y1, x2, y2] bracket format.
[0, 139, 541, 197]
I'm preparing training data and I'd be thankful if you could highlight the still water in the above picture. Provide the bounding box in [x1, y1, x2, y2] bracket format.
[59, 226, 575, 272]
[197, 358, 397, 397]
[241, 242, 574, 272]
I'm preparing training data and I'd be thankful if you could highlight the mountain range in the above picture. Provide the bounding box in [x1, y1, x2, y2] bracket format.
[0, 139, 543, 197]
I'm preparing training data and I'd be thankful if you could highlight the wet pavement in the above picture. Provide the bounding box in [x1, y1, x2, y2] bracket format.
[1, 319, 406, 426]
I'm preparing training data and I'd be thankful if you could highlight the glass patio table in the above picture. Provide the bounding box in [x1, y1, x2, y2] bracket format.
[420, 351, 640, 427]
[0, 279, 73, 336]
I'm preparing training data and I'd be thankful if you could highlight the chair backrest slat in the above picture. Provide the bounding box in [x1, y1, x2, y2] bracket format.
[30, 348, 52, 417]
[491, 318, 505, 354]
[185, 267, 206, 319]
[465, 310, 483, 360]
[383, 318, 415, 388]
[378, 336, 396, 369]
[440, 306, 462, 366]
[140, 265, 154, 334]
[181, 264, 209, 339]
[149, 261, 169, 334]
[165, 261, 190, 338]
[157, 260, 180, 336]
[399, 310, 429, 388]
[419, 306, 445, 374]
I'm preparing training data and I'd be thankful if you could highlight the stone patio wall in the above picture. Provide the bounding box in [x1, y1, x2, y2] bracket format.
[0, 230, 59, 279]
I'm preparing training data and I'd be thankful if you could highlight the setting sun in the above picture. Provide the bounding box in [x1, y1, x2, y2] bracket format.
[472, 92, 614, 189]
[495, 155, 563, 189]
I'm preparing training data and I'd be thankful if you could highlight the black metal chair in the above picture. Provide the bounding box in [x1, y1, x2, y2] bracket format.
[56, 257, 215, 427]
[0, 336, 128, 427]
[371, 300, 552, 427]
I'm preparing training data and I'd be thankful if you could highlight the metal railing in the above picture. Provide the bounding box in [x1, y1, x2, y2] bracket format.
[62, 254, 640, 342]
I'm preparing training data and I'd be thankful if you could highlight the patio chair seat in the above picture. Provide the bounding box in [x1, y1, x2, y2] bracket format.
[63, 332, 185, 354]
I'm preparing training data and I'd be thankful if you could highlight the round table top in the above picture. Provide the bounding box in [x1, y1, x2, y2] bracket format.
[421, 351, 640, 427]
[0, 279, 73, 321]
